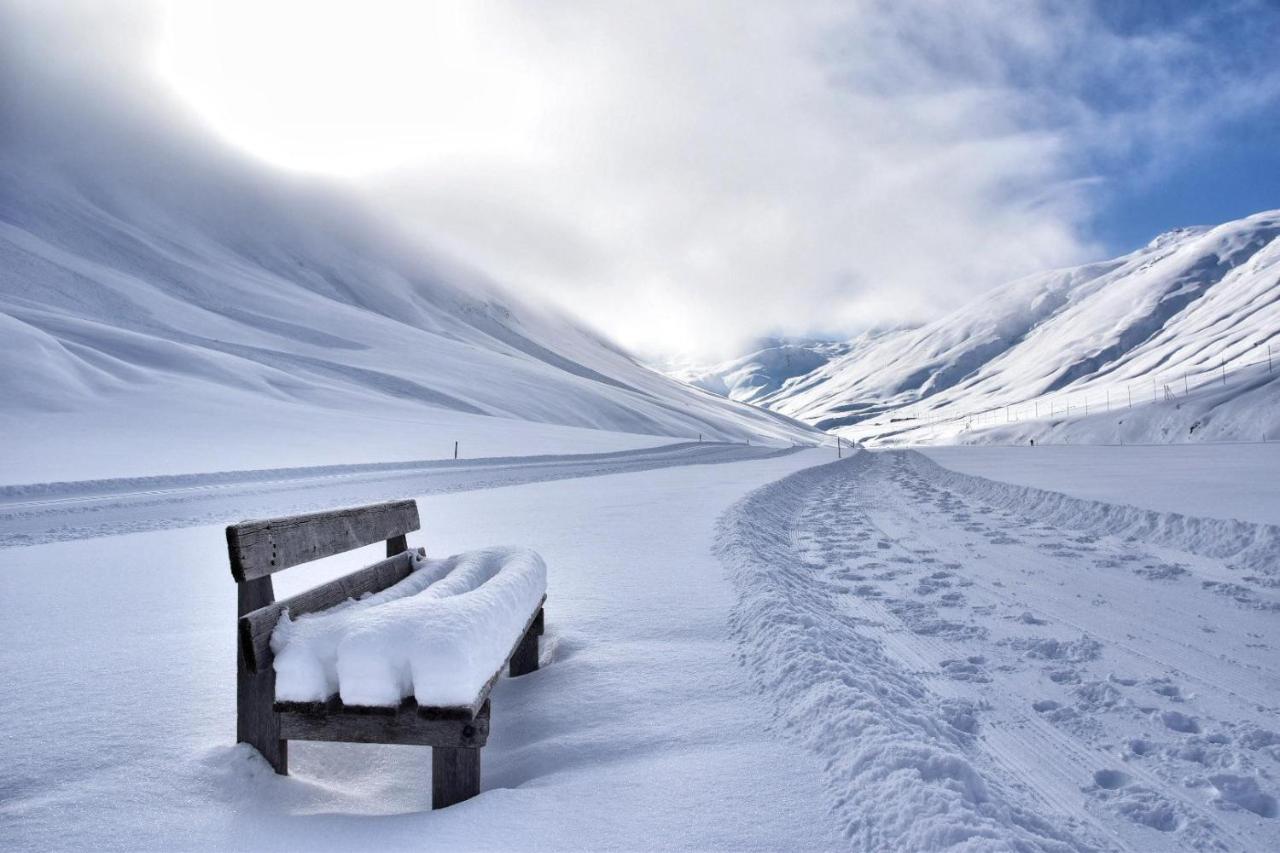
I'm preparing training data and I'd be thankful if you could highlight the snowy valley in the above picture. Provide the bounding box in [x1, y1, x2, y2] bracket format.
[3, 4, 1280, 853]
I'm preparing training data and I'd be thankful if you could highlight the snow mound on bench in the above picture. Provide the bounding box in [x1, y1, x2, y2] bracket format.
[271, 546, 546, 708]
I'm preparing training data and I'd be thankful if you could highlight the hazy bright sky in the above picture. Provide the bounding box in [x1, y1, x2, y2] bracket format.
[17, 1, 1280, 358]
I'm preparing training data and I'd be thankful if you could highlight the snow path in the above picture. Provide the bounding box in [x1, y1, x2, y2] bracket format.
[0, 449, 845, 851]
[0, 441, 799, 548]
[718, 449, 1279, 851]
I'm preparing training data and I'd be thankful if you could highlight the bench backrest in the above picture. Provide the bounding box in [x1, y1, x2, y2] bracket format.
[228, 499, 423, 674]
[227, 499, 421, 582]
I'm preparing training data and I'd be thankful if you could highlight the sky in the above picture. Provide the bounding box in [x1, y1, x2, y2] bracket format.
[10, 1, 1280, 359]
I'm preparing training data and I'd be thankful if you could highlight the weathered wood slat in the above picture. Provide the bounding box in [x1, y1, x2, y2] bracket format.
[227, 500, 420, 581]
[239, 551, 416, 673]
[386, 534, 409, 557]
[509, 609, 542, 677]
[280, 700, 490, 748]
[237, 576, 287, 774]
[433, 745, 482, 809]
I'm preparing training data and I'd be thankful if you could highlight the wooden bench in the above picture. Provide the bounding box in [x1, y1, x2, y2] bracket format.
[227, 499, 545, 808]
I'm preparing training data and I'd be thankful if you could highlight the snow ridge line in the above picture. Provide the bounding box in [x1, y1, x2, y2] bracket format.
[909, 452, 1280, 579]
[715, 453, 1096, 852]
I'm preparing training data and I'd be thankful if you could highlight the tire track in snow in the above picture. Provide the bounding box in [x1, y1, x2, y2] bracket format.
[717, 449, 1280, 852]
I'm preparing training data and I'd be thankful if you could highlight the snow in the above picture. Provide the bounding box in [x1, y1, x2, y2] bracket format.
[0, 449, 842, 851]
[662, 337, 852, 404]
[3, 438, 1279, 850]
[273, 547, 547, 707]
[922, 443, 1280, 526]
[0, 39, 820, 487]
[0, 440, 801, 548]
[704, 212, 1280, 448]
[716, 448, 1280, 851]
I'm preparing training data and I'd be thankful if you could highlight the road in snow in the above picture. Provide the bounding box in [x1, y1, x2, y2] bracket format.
[0, 441, 799, 548]
[721, 449, 1279, 851]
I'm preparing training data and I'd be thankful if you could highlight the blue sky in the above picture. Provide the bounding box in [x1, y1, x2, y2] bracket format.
[1081, 1, 1280, 251]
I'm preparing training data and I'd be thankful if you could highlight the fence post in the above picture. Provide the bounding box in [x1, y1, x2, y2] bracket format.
[1128, 386, 1132, 409]
[1269, 345, 1274, 375]
[1221, 358, 1226, 385]
[453, 440, 458, 460]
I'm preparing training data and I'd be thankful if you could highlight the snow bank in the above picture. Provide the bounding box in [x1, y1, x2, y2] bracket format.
[272, 547, 546, 708]
[907, 451, 1280, 579]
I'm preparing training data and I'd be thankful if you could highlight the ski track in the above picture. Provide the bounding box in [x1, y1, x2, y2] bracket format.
[0, 441, 799, 548]
[718, 448, 1280, 852]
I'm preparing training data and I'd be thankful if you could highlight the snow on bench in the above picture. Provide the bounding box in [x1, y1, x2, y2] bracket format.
[272, 547, 547, 708]
[227, 500, 546, 808]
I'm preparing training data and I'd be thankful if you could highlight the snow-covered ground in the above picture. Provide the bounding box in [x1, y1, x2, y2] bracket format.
[0, 441, 797, 547]
[3, 443, 1277, 851]
[923, 444, 1280, 526]
[0, 448, 842, 852]
[720, 449, 1279, 851]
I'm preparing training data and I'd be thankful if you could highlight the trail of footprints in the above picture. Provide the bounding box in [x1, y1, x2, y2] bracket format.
[789, 453, 1280, 845]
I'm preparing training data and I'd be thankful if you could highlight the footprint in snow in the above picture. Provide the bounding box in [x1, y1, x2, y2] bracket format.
[1161, 709, 1200, 734]
[1092, 769, 1130, 790]
[1208, 774, 1278, 818]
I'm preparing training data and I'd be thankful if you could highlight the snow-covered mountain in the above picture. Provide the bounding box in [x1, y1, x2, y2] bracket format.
[663, 337, 851, 404]
[0, 53, 818, 482]
[743, 212, 1280, 446]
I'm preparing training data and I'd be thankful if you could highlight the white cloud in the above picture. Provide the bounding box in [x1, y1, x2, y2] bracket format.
[15, 0, 1280, 358]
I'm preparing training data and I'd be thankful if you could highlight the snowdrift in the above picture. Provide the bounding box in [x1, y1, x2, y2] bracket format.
[273, 547, 547, 708]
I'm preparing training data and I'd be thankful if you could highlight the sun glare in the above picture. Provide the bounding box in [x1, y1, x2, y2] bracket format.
[154, 0, 550, 176]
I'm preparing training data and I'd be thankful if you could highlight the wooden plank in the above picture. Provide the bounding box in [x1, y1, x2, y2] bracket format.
[509, 610, 541, 677]
[386, 534, 409, 558]
[239, 550, 416, 673]
[236, 576, 287, 774]
[277, 696, 474, 722]
[280, 700, 490, 748]
[227, 499, 420, 581]
[433, 745, 482, 809]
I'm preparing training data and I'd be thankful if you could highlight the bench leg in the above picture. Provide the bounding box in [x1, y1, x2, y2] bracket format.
[238, 663, 287, 774]
[433, 747, 481, 808]
[237, 578, 287, 774]
[509, 608, 543, 677]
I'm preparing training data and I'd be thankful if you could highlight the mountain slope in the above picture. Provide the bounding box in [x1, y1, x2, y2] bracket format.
[753, 212, 1280, 445]
[0, 45, 817, 482]
[664, 338, 851, 404]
